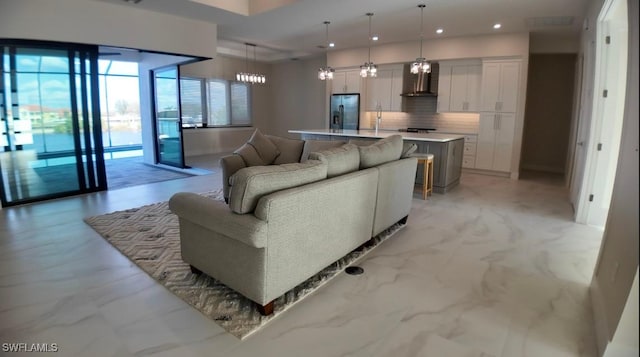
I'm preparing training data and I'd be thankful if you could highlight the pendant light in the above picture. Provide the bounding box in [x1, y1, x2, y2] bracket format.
[411, 4, 431, 74]
[318, 21, 335, 81]
[236, 43, 266, 84]
[360, 13, 377, 78]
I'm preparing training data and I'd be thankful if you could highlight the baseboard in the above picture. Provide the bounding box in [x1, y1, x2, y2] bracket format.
[521, 163, 565, 174]
[590, 278, 611, 357]
[462, 168, 511, 178]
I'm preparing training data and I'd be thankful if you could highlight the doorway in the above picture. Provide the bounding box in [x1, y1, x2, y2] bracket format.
[572, 0, 628, 227]
[0, 41, 106, 207]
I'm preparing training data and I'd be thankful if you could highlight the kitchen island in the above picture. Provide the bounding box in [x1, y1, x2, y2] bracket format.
[289, 129, 465, 193]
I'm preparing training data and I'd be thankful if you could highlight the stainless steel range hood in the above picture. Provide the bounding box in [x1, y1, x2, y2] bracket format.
[400, 62, 439, 97]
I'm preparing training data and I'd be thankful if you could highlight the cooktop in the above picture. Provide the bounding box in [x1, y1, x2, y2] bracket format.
[399, 127, 437, 133]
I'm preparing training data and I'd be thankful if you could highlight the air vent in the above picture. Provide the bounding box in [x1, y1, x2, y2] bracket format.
[525, 16, 575, 27]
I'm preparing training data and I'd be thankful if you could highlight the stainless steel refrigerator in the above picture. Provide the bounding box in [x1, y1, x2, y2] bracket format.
[330, 94, 359, 130]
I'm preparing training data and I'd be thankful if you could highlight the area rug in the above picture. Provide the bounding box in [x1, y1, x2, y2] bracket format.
[84, 189, 406, 339]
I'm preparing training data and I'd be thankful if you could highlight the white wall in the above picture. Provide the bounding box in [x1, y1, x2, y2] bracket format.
[0, 0, 217, 58]
[269, 57, 327, 138]
[328, 32, 530, 68]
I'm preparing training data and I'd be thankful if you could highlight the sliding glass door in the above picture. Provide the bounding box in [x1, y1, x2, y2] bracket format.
[0, 41, 106, 206]
[153, 66, 185, 168]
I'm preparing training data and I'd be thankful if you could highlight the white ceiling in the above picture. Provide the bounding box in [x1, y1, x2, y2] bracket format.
[97, 0, 590, 62]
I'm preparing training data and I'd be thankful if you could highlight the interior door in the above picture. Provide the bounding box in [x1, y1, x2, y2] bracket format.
[153, 66, 185, 168]
[585, 0, 628, 226]
[0, 42, 106, 206]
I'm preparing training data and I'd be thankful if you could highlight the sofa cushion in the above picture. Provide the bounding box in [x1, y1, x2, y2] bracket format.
[358, 134, 403, 169]
[300, 140, 345, 162]
[229, 160, 328, 214]
[266, 135, 305, 164]
[248, 129, 280, 164]
[308, 144, 360, 178]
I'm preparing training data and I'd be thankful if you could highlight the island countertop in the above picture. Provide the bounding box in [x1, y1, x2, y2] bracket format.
[288, 129, 465, 142]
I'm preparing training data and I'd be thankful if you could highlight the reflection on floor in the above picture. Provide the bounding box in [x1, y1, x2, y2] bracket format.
[106, 156, 202, 190]
[0, 168, 604, 356]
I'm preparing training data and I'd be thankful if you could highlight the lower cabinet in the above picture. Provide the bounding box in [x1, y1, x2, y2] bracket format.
[411, 138, 464, 193]
[476, 112, 516, 172]
[462, 134, 477, 168]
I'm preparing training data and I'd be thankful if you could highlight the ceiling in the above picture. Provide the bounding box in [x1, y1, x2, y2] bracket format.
[97, 0, 590, 62]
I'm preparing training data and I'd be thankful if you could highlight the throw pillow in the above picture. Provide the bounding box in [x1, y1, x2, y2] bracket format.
[228, 160, 328, 214]
[233, 143, 264, 166]
[401, 142, 418, 158]
[266, 135, 305, 164]
[308, 144, 360, 178]
[248, 129, 280, 165]
[358, 134, 403, 169]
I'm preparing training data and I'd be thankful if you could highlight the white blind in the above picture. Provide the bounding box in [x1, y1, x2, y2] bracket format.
[230, 82, 250, 125]
[207, 79, 229, 126]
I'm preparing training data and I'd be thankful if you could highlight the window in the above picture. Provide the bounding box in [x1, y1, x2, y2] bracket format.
[179, 77, 206, 128]
[179, 78, 251, 128]
[98, 59, 142, 156]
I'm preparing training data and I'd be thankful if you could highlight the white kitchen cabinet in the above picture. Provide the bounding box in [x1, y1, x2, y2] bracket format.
[436, 63, 452, 112]
[476, 112, 516, 172]
[437, 61, 481, 113]
[365, 65, 403, 112]
[480, 60, 521, 113]
[332, 70, 361, 94]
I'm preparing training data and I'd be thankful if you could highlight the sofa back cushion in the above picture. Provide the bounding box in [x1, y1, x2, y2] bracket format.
[229, 160, 328, 214]
[308, 144, 360, 178]
[358, 134, 403, 169]
[300, 140, 345, 162]
[266, 135, 305, 164]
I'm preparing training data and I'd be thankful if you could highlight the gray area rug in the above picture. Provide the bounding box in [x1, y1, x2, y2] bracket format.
[84, 189, 406, 339]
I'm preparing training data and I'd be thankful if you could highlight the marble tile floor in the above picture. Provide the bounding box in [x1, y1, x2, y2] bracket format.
[0, 169, 604, 357]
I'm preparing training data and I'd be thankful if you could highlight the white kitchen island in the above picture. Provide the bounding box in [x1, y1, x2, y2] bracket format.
[289, 129, 465, 193]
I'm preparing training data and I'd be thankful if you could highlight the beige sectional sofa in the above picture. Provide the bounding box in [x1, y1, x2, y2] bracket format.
[169, 131, 417, 315]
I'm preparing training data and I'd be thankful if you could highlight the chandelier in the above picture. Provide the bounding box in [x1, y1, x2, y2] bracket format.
[318, 21, 335, 80]
[236, 43, 266, 84]
[360, 13, 377, 78]
[411, 4, 431, 74]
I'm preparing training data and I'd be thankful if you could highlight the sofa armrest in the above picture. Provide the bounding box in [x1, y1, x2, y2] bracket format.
[169, 192, 268, 248]
[220, 154, 247, 202]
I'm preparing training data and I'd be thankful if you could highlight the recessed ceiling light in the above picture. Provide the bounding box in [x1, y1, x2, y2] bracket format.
[436, 28, 444, 34]
[329, 42, 335, 48]
[493, 23, 502, 29]
[372, 35, 379, 41]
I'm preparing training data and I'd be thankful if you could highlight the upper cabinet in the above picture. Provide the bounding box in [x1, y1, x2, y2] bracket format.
[332, 70, 362, 94]
[364, 64, 404, 112]
[437, 60, 482, 113]
[480, 60, 521, 113]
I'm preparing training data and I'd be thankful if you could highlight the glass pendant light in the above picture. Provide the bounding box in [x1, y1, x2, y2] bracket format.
[411, 4, 431, 74]
[318, 21, 335, 81]
[236, 43, 266, 84]
[360, 13, 377, 78]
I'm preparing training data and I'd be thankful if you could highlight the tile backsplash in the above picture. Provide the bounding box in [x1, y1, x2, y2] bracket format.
[364, 96, 480, 133]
